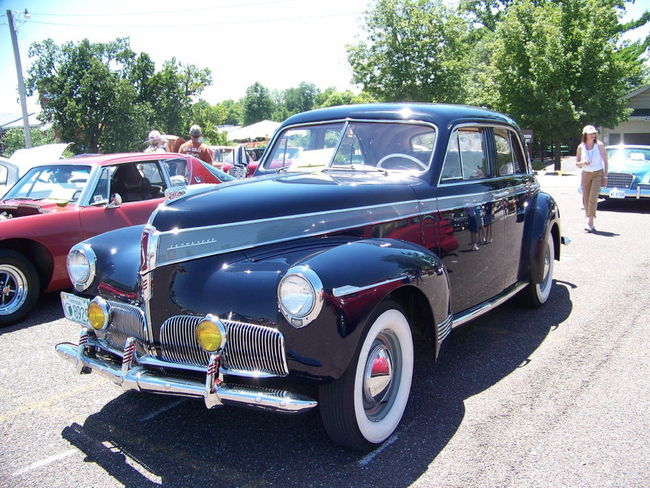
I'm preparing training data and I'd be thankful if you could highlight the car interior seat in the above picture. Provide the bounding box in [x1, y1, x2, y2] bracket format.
[111, 164, 152, 202]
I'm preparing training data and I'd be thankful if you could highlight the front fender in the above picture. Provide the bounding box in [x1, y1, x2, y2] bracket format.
[520, 192, 560, 284]
[78, 224, 146, 301]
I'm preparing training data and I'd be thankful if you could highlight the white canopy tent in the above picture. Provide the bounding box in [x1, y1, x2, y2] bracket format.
[227, 120, 280, 142]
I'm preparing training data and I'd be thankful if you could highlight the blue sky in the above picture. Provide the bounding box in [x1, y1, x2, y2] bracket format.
[1, 0, 648, 119]
[1, 0, 369, 115]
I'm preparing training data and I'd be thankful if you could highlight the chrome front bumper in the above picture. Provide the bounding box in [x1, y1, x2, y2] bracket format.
[55, 331, 317, 414]
[599, 186, 650, 199]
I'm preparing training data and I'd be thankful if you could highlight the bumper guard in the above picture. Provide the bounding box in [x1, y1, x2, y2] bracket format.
[55, 330, 317, 414]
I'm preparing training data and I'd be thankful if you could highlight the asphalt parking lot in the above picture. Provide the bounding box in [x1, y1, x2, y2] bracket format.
[1, 172, 648, 488]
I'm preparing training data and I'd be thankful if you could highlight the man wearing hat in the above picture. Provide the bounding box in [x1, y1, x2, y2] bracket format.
[145, 130, 166, 153]
[179, 124, 214, 164]
[576, 124, 608, 232]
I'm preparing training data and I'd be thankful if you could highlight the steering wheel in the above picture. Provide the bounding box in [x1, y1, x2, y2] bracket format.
[377, 153, 427, 170]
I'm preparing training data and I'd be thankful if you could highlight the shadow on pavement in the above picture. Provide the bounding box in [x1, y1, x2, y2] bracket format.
[0, 291, 64, 335]
[61, 282, 574, 488]
[598, 198, 650, 215]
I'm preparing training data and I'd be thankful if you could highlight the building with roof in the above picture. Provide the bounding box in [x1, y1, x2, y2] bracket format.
[601, 85, 650, 145]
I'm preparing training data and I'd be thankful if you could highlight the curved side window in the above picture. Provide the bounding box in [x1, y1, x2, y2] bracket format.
[495, 128, 526, 176]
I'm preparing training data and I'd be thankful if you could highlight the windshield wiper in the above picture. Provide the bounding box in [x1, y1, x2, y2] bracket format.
[324, 164, 388, 176]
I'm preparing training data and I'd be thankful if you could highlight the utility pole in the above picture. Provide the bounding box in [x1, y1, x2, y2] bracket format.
[6, 9, 32, 148]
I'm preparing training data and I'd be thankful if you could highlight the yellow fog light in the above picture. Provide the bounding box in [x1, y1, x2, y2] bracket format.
[87, 297, 110, 330]
[195, 315, 227, 353]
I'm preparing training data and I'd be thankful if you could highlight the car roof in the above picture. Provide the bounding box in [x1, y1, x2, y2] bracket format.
[281, 103, 518, 129]
[25, 152, 191, 168]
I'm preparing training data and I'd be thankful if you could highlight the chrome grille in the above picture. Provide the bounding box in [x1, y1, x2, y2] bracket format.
[605, 172, 633, 189]
[101, 301, 147, 355]
[160, 315, 289, 377]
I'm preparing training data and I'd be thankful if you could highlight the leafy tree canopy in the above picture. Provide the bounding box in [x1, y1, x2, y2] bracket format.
[347, 0, 471, 102]
[26, 37, 211, 153]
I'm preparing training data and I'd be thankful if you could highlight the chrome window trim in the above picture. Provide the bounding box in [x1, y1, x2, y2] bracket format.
[438, 122, 531, 187]
[260, 117, 439, 175]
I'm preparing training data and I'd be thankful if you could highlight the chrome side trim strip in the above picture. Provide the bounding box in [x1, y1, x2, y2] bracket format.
[332, 276, 406, 298]
[452, 282, 527, 328]
[155, 200, 421, 267]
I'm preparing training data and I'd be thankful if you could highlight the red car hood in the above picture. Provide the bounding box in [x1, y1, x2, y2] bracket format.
[0, 199, 76, 218]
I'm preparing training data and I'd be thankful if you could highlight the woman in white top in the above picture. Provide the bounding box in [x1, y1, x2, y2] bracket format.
[575, 125, 608, 232]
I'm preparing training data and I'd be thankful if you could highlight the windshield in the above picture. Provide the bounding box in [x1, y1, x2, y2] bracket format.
[261, 121, 436, 173]
[606, 147, 650, 167]
[4, 164, 92, 203]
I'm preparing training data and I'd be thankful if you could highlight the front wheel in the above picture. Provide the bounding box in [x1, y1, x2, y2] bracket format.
[319, 301, 414, 451]
[523, 231, 555, 308]
[0, 250, 40, 326]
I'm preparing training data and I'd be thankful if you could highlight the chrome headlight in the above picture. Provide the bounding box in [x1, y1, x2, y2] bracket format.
[67, 243, 96, 292]
[278, 266, 324, 328]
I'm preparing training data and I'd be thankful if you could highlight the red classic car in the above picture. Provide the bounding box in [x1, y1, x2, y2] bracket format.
[0, 152, 233, 325]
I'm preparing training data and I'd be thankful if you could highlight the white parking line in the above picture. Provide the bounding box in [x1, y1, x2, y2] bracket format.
[138, 399, 186, 422]
[357, 434, 399, 467]
[12, 449, 76, 477]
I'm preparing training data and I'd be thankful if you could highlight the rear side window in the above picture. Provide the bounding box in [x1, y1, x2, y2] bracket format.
[441, 128, 489, 181]
[494, 128, 526, 176]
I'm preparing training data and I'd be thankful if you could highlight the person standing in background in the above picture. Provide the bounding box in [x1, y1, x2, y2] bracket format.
[576, 125, 608, 232]
[179, 125, 213, 164]
[144, 130, 166, 153]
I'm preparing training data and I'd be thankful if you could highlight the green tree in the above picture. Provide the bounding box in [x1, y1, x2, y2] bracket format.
[26, 38, 211, 153]
[283, 82, 319, 115]
[190, 99, 228, 145]
[215, 99, 244, 126]
[485, 0, 647, 166]
[242, 82, 274, 125]
[347, 0, 471, 102]
[1, 127, 58, 157]
[316, 89, 377, 107]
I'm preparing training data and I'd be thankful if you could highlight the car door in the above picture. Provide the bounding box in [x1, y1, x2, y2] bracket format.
[493, 126, 537, 288]
[430, 126, 512, 314]
[78, 161, 167, 240]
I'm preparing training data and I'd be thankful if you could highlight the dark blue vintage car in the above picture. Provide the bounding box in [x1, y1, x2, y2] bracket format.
[56, 104, 563, 451]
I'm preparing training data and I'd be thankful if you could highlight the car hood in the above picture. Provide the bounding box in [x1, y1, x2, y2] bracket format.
[0, 198, 76, 219]
[609, 161, 650, 183]
[153, 170, 423, 231]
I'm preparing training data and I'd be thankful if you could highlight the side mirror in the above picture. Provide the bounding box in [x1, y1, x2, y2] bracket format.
[108, 193, 123, 208]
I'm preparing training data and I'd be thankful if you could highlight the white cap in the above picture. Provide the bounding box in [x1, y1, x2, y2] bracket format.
[148, 130, 162, 141]
[582, 125, 598, 134]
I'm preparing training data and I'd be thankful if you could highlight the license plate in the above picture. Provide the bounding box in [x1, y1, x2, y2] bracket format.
[609, 188, 626, 199]
[61, 292, 90, 326]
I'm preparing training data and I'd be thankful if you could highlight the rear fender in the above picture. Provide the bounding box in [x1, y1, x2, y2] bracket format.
[520, 192, 560, 284]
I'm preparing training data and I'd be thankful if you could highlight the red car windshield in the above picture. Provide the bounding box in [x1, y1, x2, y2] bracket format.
[4, 164, 92, 203]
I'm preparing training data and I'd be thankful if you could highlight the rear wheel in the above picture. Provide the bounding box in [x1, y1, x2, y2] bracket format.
[319, 301, 414, 451]
[0, 250, 40, 326]
[523, 232, 555, 308]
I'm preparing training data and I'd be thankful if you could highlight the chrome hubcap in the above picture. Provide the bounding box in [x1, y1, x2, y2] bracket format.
[0, 264, 28, 315]
[362, 331, 401, 421]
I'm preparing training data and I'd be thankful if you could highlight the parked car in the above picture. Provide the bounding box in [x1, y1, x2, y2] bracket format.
[217, 144, 267, 179]
[0, 152, 233, 325]
[599, 144, 650, 199]
[0, 143, 71, 196]
[55, 104, 564, 451]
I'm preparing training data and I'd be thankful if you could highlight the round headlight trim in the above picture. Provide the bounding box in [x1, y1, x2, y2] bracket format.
[67, 244, 96, 292]
[195, 315, 227, 353]
[278, 265, 324, 328]
[88, 296, 110, 331]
